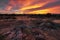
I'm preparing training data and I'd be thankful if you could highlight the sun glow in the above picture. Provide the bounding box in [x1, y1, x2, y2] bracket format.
[26, 9, 49, 14]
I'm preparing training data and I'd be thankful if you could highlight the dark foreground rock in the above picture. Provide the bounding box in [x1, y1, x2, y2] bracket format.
[0, 17, 60, 40]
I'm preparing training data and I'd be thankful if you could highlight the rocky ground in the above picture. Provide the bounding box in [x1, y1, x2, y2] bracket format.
[0, 16, 60, 40]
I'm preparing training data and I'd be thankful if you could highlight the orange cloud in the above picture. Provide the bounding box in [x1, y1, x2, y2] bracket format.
[0, 0, 60, 14]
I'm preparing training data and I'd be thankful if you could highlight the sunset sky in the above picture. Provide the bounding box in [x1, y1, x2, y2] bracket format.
[0, 0, 60, 14]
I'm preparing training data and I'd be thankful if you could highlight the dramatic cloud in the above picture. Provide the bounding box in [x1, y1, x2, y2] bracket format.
[25, 0, 60, 12]
[0, 0, 60, 14]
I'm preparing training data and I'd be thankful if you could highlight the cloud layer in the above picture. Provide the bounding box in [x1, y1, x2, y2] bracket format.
[0, 0, 60, 14]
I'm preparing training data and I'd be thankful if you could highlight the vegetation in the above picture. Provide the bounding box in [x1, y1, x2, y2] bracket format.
[0, 34, 5, 40]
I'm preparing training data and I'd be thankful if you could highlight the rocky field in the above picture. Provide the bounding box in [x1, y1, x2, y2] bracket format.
[0, 16, 60, 40]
